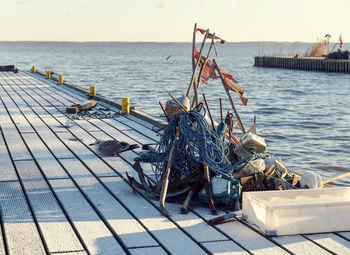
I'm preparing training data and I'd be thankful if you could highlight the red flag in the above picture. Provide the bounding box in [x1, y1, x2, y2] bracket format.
[224, 78, 248, 106]
[340, 35, 343, 48]
[220, 67, 238, 83]
[201, 60, 218, 84]
[196, 28, 225, 44]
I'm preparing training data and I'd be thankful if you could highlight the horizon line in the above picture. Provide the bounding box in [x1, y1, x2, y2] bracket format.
[0, 40, 348, 44]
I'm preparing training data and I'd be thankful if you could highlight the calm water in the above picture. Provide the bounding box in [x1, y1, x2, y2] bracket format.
[1, 41, 350, 184]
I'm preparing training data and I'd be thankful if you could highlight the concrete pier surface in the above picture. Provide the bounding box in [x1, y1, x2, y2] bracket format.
[1, 69, 350, 254]
[255, 56, 350, 73]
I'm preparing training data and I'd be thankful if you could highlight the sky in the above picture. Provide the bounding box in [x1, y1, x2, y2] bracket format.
[1, 0, 349, 42]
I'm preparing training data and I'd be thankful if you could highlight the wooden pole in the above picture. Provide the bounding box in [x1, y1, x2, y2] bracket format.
[214, 60, 246, 133]
[202, 94, 215, 132]
[186, 29, 209, 97]
[219, 98, 223, 124]
[159, 101, 169, 122]
[203, 159, 217, 215]
[159, 126, 181, 216]
[192, 34, 216, 108]
[192, 23, 197, 73]
[169, 93, 188, 112]
[322, 172, 350, 185]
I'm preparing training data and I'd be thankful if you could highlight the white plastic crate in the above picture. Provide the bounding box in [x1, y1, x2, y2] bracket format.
[242, 187, 350, 236]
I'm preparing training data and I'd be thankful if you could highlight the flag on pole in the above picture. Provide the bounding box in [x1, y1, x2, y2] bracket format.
[196, 28, 225, 44]
[223, 77, 248, 106]
[340, 35, 343, 48]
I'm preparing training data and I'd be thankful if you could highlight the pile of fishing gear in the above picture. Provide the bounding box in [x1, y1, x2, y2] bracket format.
[327, 49, 349, 59]
[128, 24, 302, 216]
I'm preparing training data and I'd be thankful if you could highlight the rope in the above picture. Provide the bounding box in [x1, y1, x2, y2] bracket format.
[137, 110, 296, 189]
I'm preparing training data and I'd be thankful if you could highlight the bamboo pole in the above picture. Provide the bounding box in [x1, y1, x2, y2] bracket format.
[186, 29, 209, 97]
[192, 34, 216, 108]
[202, 94, 215, 132]
[214, 60, 246, 133]
[159, 126, 181, 216]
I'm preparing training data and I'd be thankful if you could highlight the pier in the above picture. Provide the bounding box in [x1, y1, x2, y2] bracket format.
[254, 56, 350, 73]
[1, 68, 350, 254]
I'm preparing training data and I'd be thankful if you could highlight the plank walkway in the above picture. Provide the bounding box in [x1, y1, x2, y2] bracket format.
[0, 70, 350, 254]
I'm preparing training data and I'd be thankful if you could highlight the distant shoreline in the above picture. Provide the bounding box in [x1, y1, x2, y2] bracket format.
[1, 40, 349, 44]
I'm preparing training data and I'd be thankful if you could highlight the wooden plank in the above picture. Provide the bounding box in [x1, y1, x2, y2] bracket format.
[15, 160, 86, 254]
[0, 134, 18, 181]
[101, 177, 207, 254]
[128, 246, 165, 255]
[58, 158, 160, 249]
[0, 181, 46, 254]
[49, 178, 126, 254]
[193, 206, 289, 255]
[202, 240, 249, 255]
[22, 133, 69, 179]
[0, 90, 34, 133]
[272, 235, 331, 255]
[305, 233, 350, 254]
[56, 131, 118, 177]
[0, 97, 13, 125]
[1, 124, 32, 160]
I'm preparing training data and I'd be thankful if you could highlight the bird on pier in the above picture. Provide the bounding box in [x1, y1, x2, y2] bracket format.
[89, 139, 139, 156]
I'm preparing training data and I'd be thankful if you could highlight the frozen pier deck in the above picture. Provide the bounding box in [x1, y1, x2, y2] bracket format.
[1, 69, 350, 255]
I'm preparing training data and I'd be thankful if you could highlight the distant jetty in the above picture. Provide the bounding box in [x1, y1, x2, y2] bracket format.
[254, 56, 350, 73]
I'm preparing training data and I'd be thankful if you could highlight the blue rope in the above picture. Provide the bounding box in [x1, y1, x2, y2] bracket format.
[138, 110, 296, 189]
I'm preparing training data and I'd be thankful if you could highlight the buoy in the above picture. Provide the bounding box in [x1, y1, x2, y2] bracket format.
[89, 86, 96, 97]
[46, 70, 51, 79]
[31, 66, 36, 73]
[122, 98, 130, 114]
[58, 75, 63, 84]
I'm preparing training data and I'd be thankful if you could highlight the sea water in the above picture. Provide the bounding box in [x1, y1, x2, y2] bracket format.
[1, 41, 350, 184]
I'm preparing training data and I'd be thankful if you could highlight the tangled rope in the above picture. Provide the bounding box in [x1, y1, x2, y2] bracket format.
[150, 110, 234, 183]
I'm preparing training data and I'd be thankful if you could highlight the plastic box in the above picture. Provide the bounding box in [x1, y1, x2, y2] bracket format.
[240, 132, 266, 153]
[242, 187, 350, 236]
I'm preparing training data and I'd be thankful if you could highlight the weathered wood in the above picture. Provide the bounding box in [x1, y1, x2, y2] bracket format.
[186, 29, 209, 97]
[202, 94, 215, 131]
[159, 126, 181, 216]
[66, 100, 97, 114]
[214, 60, 246, 133]
[192, 33, 216, 107]
[322, 171, 350, 185]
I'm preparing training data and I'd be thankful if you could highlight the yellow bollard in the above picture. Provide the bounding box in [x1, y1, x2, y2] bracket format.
[58, 75, 63, 84]
[89, 86, 96, 97]
[31, 66, 36, 73]
[46, 70, 51, 79]
[122, 98, 130, 114]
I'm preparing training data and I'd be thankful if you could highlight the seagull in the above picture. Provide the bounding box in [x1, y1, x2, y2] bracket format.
[89, 139, 139, 156]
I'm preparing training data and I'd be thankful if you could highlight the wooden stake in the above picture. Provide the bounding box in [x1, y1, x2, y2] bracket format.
[186, 29, 209, 97]
[322, 172, 350, 185]
[191, 34, 216, 108]
[203, 159, 217, 215]
[202, 94, 216, 132]
[192, 23, 197, 73]
[169, 93, 188, 112]
[159, 126, 181, 216]
[220, 98, 223, 124]
[159, 101, 169, 122]
[214, 60, 246, 133]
